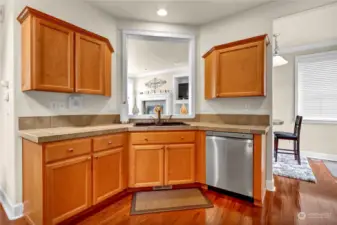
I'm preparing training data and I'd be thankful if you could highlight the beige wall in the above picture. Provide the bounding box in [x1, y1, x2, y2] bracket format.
[273, 47, 337, 155]
[273, 2, 337, 156]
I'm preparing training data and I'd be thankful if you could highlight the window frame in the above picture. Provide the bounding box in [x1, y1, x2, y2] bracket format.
[121, 29, 196, 119]
[295, 50, 337, 124]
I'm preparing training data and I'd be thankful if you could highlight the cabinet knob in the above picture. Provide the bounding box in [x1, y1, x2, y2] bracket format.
[180, 136, 184, 140]
[108, 141, 112, 145]
[68, 148, 74, 152]
[95, 156, 99, 159]
[87, 157, 91, 160]
[144, 138, 148, 141]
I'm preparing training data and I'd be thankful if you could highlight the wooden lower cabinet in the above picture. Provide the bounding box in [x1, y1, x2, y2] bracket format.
[45, 155, 92, 225]
[93, 148, 123, 204]
[165, 144, 195, 185]
[129, 142, 196, 187]
[129, 145, 165, 187]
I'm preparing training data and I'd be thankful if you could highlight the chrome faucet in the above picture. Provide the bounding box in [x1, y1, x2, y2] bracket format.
[152, 106, 173, 125]
[154, 105, 162, 125]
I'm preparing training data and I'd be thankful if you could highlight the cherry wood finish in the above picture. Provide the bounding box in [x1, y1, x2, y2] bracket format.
[204, 51, 218, 99]
[21, 16, 75, 92]
[93, 148, 123, 205]
[45, 156, 92, 224]
[44, 139, 91, 163]
[195, 131, 206, 184]
[129, 145, 165, 187]
[22, 133, 126, 225]
[93, 133, 125, 152]
[75, 34, 105, 95]
[18, 7, 113, 96]
[203, 34, 268, 98]
[17, 7, 113, 51]
[130, 131, 195, 145]
[253, 134, 266, 207]
[164, 144, 195, 185]
[22, 140, 44, 225]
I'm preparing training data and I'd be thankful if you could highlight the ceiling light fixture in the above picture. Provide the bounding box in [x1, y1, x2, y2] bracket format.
[157, 9, 168, 17]
[273, 34, 288, 67]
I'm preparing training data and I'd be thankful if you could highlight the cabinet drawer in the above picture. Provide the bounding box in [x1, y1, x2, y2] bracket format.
[130, 131, 196, 145]
[93, 133, 125, 152]
[45, 139, 91, 163]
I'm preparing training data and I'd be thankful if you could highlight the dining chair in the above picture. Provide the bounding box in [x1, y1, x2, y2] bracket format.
[274, 115, 303, 165]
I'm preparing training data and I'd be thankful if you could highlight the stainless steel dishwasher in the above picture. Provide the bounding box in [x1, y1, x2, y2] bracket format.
[206, 131, 253, 198]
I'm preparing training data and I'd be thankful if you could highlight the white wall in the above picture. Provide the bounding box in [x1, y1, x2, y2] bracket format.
[0, 0, 18, 209]
[274, 3, 337, 49]
[273, 3, 337, 156]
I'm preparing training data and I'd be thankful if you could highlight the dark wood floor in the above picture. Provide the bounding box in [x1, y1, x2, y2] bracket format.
[2, 160, 337, 225]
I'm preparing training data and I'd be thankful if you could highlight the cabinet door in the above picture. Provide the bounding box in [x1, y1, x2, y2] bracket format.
[129, 145, 164, 187]
[75, 33, 105, 95]
[93, 148, 123, 205]
[45, 155, 91, 225]
[32, 17, 74, 92]
[165, 144, 195, 185]
[216, 41, 265, 97]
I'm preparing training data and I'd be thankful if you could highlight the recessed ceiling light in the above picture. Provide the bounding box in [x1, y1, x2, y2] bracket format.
[157, 9, 167, 17]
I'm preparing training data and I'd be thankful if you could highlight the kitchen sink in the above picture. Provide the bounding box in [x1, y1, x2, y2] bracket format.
[134, 122, 190, 127]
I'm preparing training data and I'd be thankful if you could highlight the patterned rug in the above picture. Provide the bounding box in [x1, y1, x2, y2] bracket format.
[273, 154, 317, 183]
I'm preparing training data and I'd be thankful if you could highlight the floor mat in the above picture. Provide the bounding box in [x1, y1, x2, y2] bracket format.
[130, 188, 213, 215]
[273, 154, 316, 183]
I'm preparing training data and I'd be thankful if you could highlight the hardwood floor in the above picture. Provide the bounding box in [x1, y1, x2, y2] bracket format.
[2, 160, 337, 225]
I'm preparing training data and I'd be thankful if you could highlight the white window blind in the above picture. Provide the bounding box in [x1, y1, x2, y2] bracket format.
[296, 51, 337, 122]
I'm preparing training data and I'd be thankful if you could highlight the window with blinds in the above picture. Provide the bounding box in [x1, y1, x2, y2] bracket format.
[296, 51, 337, 122]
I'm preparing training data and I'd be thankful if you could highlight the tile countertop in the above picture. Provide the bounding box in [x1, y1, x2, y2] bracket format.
[19, 122, 270, 144]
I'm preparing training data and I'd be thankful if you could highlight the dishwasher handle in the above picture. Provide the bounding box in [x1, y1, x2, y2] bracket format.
[206, 131, 253, 140]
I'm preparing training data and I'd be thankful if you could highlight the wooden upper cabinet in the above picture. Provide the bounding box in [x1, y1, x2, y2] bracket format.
[165, 144, 195, 185]
[17, 6, 113, 96]
[203, 34, 268, 98]
[75, 34, 105, 95]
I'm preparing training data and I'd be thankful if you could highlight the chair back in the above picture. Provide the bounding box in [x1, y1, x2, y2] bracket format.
[294, 115, 303, 137]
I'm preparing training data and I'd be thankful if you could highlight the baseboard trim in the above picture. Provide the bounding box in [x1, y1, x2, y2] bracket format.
[0, 187, 23, 220]
[302, 151, 337, 162]
[266, 179, 275, 192]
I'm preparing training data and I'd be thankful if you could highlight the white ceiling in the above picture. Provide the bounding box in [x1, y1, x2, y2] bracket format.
[84, 0, 272, 25]
[127, 37, 189, 77]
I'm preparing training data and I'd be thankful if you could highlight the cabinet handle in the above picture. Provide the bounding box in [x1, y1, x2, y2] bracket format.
[68, 148, 74, 152]
[180, 136, 184, 140]
[144, 138, 148, 141]
[108, 141, 112, 145]
[95, 156, 99, 159]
